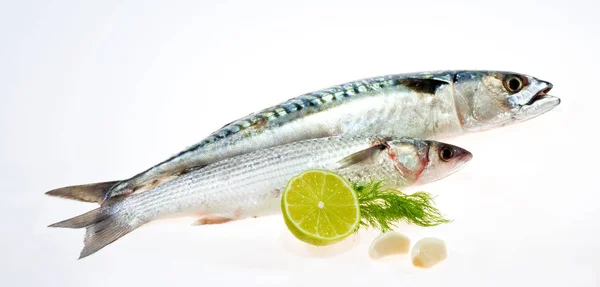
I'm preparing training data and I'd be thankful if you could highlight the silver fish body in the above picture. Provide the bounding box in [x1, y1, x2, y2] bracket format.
[50, 135, 472, 258]
[105, 71, 558, 200]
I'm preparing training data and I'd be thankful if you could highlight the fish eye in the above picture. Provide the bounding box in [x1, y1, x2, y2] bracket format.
[503, 75, 526, 93]
[439, 146, 454, 162]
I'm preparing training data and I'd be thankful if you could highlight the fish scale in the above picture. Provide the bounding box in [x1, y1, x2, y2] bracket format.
[167, 76, 397, 154]
[107, 74, 430, 197]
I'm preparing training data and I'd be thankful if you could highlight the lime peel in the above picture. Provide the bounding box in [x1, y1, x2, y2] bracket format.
[281, 169, 360, 246]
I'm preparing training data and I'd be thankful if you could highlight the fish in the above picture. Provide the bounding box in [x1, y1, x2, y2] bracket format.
[46, 70, 559, 204]
[48, 135, 473, 259]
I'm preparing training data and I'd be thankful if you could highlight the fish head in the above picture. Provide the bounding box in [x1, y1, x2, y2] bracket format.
[386, 139, 472, 185]
[453, 71, 560, 132]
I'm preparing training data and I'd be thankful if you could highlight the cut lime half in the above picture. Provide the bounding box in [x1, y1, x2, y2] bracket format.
[281, 169, 360, 246]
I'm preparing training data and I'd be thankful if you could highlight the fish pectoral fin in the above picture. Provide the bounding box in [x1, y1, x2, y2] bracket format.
[333, 143, 388, 169]
[192, 216, 233, 226]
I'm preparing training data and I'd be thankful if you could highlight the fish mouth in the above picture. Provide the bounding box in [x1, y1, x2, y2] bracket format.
[515, 83, 561, 120]
[453, 146, 473, 170]
[458, 149, 473, 162]
[442, 143, 473, 170]
[525, 84, 553, 105]
[524, 83, 558, 107]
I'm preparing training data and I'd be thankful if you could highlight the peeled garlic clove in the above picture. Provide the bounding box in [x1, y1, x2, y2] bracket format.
[411, 237, 447, 268]
[368, 232, 411, 259]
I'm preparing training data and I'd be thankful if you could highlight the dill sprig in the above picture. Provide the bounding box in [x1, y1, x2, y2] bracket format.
[353, 180, 451, 232]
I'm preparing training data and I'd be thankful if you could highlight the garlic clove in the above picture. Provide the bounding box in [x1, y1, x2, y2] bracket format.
[411, 237, 447, 268]
[368, 232, 411, 259]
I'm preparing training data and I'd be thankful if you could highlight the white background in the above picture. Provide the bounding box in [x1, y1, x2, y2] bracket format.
[1, 0, 598, 286]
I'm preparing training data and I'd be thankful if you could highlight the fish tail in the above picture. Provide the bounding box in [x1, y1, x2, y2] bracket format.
[49, 205, 142, 259]
[45, 181, 120, 204]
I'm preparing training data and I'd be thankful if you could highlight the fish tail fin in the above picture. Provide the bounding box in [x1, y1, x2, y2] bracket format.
[45, 181, 120, 204]
[49, 205, 142, 259]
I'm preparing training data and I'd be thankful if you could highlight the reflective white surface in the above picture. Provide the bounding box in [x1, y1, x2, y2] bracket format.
[1, 0, 598, 286]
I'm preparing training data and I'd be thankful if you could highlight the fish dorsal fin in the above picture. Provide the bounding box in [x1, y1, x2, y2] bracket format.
[334, 144, 388, 170]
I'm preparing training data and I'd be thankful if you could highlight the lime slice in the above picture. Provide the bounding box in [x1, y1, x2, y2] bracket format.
[281, 169, 360, 246]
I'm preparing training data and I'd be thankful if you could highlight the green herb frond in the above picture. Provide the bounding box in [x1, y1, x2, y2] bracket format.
[353, 180, 451, 233]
